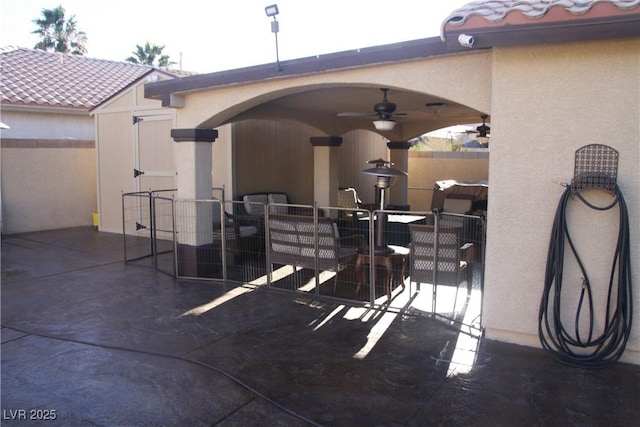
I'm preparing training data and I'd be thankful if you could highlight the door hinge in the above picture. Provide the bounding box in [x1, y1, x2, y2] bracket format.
[132, 116, 143, 125]
[134, 168, 145, 178]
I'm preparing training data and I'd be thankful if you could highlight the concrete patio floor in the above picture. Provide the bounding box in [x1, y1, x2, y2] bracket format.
[2, 227, 639, 426]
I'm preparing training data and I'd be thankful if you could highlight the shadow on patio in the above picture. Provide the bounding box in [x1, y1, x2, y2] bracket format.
[2, 227, 638, 426]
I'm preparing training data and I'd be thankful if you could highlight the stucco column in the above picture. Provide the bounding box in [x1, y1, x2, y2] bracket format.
[172, 128, 218, 201]
[310, 137, 342, 212]
[387, 141, 410, 209]
[171, 128, 218, 277]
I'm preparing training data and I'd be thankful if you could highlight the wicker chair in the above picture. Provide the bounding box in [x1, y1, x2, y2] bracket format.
[408, 224, 474, 290]
[212, 201, 259, 261]
[267, 214, 363, 290]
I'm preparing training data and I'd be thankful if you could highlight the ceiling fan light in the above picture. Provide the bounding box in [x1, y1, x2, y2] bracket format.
[477, 136, 489, 144]
[373, 120, 396, 131]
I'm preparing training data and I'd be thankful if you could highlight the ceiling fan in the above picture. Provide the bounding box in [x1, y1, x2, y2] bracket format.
[337, 88, 406, 131]
[476, 114, 490, 138]
[463, 114, 490, 143]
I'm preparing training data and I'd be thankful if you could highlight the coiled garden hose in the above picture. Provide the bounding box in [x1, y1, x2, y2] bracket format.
[538, 184, 633, 368]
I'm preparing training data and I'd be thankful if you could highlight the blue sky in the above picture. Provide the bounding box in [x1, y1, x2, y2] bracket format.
[0, 0, 470, 73]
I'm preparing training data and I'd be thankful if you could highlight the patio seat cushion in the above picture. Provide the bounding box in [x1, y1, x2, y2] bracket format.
[268, 193, 289, 215]
[238, 225, 258, 238]
[212, 199, 258, 240]
[443, 198, 472, 214]
[243, 194, 268, 216]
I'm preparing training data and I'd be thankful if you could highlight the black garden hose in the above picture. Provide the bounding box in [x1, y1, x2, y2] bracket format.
[538, 184, 633, 368]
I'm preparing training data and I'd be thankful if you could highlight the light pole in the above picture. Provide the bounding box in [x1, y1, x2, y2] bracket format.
[264, 4, 281, 71]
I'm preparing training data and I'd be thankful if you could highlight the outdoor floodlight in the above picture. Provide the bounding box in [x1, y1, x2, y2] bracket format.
[265, 4, 279, 17]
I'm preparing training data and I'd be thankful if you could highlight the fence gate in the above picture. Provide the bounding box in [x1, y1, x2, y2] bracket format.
[122, 191, 176, 275]
[122, 191, 153, 263]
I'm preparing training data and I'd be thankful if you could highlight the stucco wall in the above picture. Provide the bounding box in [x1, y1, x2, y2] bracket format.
[407, 151, 489, 211]
[484, 38, 639, 363]
[231, 121, 389, 204]
[1, 110, 97, 234]
[229, 119, 491, 212]
[1, 144, 96, 234]
[0, 110, 94, 140]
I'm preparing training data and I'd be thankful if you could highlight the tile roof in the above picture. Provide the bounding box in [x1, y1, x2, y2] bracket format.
[441, 0, 640, 36]
[1, 47, 171, 110]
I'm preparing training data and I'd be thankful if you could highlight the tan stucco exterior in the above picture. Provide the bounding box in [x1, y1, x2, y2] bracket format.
[0, 109, 96, 234]
[1, 144, 96, 234]
[146, 37, 638, 364]
[484, 39, 639, 363]
[407, 151, 490, 211]
[175, 51, 492, 137]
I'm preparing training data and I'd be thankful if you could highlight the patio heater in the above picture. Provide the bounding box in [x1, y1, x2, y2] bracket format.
[361, 159, 407, 255]
[264, 4, 282, 71]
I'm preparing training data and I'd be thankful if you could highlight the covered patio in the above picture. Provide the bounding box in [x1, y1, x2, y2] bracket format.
[134, 1, 639, 365]
[2, 227, 638, 426]
[121, 192, 487, 330]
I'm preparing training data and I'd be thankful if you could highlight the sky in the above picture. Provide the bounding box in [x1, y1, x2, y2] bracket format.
[0, 0, 470, 74]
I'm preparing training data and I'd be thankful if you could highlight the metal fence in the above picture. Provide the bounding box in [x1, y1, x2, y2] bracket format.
[121, 194, 485, 333]
[122, 190, 176, 275]
[172, 198, 266, 282]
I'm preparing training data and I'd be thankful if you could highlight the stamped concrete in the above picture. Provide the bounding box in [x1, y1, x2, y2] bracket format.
[2, 227, 639, 426]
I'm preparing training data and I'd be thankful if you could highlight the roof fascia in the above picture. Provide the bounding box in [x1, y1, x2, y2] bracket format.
[1, 104, 90, 115]
[144, 37, 461, 107]
[442, 13, 640, 50]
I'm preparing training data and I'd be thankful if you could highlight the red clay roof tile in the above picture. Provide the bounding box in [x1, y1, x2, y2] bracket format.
[1, 47, 157, 110]
[442, 0, 640, 37]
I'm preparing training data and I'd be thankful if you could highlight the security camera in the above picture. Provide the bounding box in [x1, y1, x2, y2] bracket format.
[458, 34, 475, 48]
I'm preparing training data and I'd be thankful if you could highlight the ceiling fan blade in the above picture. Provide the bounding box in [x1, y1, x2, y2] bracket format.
[337, 112, 375, 117]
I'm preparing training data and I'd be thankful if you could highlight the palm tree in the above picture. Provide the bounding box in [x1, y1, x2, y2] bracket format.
[32, 5, 87, 55]
[126, 42, 176, 68]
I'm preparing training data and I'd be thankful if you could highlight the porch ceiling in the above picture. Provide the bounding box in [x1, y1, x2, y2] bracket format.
[226, 86, 486, 140]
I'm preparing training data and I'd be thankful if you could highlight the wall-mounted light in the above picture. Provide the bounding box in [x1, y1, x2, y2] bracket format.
[264, 4, 281, 71]
[426, 102, 447, 114]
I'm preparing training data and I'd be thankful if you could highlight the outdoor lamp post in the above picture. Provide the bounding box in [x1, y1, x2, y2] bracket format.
[264, 4, 281, 71]
[361, 159, 407, 255]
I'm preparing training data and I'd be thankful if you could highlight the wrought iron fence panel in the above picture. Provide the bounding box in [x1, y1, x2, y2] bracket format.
[122, 191, 153, 263]
[124, 194, 486, 334]
[151, 194, 175, 276]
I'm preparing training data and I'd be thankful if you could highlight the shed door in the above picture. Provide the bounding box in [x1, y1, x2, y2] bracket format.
[132, 113, 176, 246]
[134, 114, 176, 193]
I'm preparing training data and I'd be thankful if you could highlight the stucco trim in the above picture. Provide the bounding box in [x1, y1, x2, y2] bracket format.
[310, 136, 343, 147]
[170, 128, 218, 143]
[387, 141, 412, 150]
[1, 138, 95, 149]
